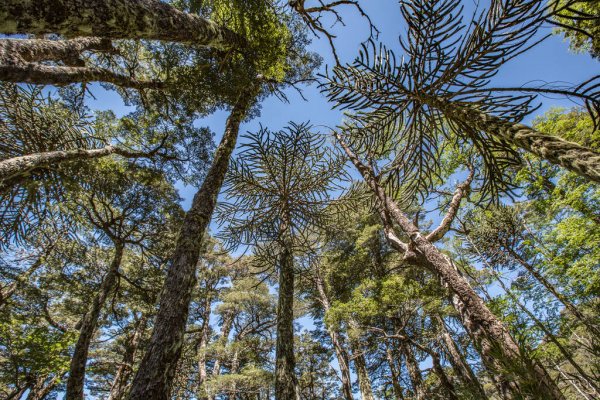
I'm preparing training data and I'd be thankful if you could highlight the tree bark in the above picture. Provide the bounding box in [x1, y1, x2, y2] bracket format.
[348, 319, 375, 400]
[427, 97, 600, 183]
[0, 249, 48, 307]
[197, 298, 212, 400]
[0, 0, 244, 49]
[0, 145, 159, 190]
[434, 315, 488, 399]
[314, 271, 354, 400]
[0, 37, 113, 65]
[0, 63, 163, 89]
[385, 347, 405, 400]
[400, 341, 425, 400]
[336, 133, 565, 400]
[25, 373, 64, 400]
[65, 242, 124, 400]
[275, 241, 297, 400]
[108, 316, 148, 400]
[127, 90, 255, 400]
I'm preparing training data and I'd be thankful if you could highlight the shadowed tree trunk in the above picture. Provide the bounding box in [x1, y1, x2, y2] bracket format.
[275, 235, 297, 400]
[348, 318, 374, 400]
[0, 0, 245, 49]
[108, 316, 149, 400]
[26, 373, 65, 400]
[336, 132, 565, 400]
[385, 347, 405, 400]
[426, 96, 600, 183]
[0, 145, 161, 191]
[314, 271, 354, 400]
[127, 90, 255, 400]
[197, 297, 213, 400]
[401, 341, 425, 400]
[65, 241, 124, 400]
[434, 315, 488, 399]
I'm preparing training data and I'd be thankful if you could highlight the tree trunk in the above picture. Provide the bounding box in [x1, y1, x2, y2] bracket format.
[65, 241, 124, 400]
[401, 341, 425, 400]
[211, 309, 236, 378]
[197, 299, 212, 400]
[275, 242, 297, 400]
[26, 373, 65, 400]
[0, 63, 163, 89]
[0, 145, 158, 191]
[434, 315, 488, 399]
[314, 271, 354, 400]
[428, 348, 459, 400]
[108, 316, 148, 400]
[428, 96, 600, 183]
[336, 133, 565, 400]
[0, 0, 244, 49]
[0, 37, 113, 64]
[348, 318, 375, 400]
[0, 251, 46, 307]
[127, 90, 254, 400]
[385, 347, 405, 400]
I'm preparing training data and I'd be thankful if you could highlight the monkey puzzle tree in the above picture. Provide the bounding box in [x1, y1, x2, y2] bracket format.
[323, 0, 600, 194]
[217, 123, 345, 399]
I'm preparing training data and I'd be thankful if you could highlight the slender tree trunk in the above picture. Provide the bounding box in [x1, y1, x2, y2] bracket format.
[0, 250, 47, 307]
[275, 240, 297, 400]
[108, 316, 148, 400]
[128, 90, 255, 400]
[211, 310, 236, 378]
[314, 271, 354, 400]
[0, 145, 157, 191]
[427, 96, 600, 183]
[434, 315, 488, 399]
[336, 133, 565, 400]
[65, 242, 124, 400]
[508, 248, 600, 338]
[385, 347, 405, 400]
[428, 348, 459, 400]
[26, 373, 65, 400]
[348, 319, 375, 400]
[400, 341, 425, 400]
[0, 0, 244, 49]
[197, 300, 212, 400]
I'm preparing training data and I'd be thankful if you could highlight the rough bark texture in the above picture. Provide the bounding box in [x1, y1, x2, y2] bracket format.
[0, 63, 163, 88]
[108, 316, 148, 400]
[0, 37, 113, 64]
[401, 341, 425, 400]
[428, 97, 600, 183]
[315, 272, 354, 400]
[65, 242, 124, 400]
[127, 91, 254, 400]
[0, 145, 158, 189]
[435, 315, 488, 399]
[275, 243, 297, 400]
[385, 348, 405, 400]
[337, 133, 565, 400]
[0, 0, 244, 49]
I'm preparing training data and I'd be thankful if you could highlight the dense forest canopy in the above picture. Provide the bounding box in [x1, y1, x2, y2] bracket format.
[0, 0, 598, 399]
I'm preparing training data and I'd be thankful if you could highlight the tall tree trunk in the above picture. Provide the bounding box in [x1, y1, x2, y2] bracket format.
[348, 319, 374, 400]
[197, 299, 212, 400]
[314, 271, 354, 400]
[275, 240, 297, 400]
[211, 309, 236, 379]
[507, 248, 600, 338]
[65, 241, 124, 400]
[385, 347, 405, 400]
[0, 0, 245, 49]
[0, 145, 158, 191]
[336, 133, 565, 400]
[427, 96, 600, 183]
[25, 373, 64, 400]
[128, 90, 255, 400]
[108, 316, 149, 400]
[400, 341, 425, 400]
[427, 346, 459, 400]
[434, 315, 488, 399]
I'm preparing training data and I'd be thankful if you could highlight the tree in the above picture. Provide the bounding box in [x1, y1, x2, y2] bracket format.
[218, 123, 345, 399]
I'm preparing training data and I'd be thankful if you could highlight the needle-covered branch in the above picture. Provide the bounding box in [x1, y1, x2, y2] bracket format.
[0, 0, 245, 49]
